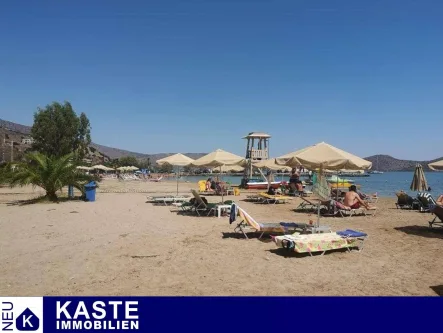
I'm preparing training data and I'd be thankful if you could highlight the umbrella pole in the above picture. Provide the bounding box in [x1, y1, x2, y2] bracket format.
[220, 166, 224, 203]
[176, 166, 179, 196]
[336, 171, 339, 201]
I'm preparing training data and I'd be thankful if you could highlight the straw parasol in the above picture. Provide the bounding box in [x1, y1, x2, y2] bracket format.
[92, 165, 114, 171]
[253, 159, 292, 171]
[410, 164, 429, 192]
[157, 153, 194, 195]
[191, 149, 246, 168]
[191, 149, 246, 201]
[76, 166, 92, 171]
[117, 166, 138, 171]
[217, 164, 244, 173]
[276, 142, 371, 231]
[428, 160, 443, 171]
[277, 142, 372, 170]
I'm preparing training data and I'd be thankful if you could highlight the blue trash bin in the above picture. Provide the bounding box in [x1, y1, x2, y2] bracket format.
[84, 181, 97, 202]
[68, 185, 74, 199]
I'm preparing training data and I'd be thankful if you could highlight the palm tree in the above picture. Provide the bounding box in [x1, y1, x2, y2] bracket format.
[9, 152, 98, 201]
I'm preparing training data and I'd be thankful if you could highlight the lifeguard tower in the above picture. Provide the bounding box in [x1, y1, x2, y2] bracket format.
[242, 132, 271, 183]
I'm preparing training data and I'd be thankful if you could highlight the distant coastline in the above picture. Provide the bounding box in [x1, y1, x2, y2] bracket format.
[1, 118, 442, 170]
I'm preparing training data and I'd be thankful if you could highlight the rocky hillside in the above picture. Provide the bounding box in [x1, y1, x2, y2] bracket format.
[364, 155, 442, 171]
[89, 142, 205, 163]
[3, 118, 441, 168]
[1, 119, 205, 164]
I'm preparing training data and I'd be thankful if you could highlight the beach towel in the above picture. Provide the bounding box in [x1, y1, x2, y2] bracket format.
[336, 229, 367, 238]
[274, 233, 354, 254]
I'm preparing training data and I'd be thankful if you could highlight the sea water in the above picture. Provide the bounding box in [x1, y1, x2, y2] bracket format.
[180, 172, 443, 197]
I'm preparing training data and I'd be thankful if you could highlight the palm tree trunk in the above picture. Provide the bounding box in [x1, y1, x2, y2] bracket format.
[46, 191, 58, 201]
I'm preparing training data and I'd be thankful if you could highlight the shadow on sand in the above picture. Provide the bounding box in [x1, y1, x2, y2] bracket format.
[6, 196, 53, 206]
[6, 195, 85, 206]
[430, 285, 443, 296]
[264, 248, 350, 258]
[221, 232, 273, 242]
[394, 225, 443, 239]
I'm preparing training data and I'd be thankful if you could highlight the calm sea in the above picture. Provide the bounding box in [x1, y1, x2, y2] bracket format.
[177, 172, 443, 197]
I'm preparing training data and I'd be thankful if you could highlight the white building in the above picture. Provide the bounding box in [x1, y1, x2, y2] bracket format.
[21, 137, 34, 144]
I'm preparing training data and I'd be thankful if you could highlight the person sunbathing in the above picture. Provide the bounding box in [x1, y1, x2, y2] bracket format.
[343, 185, 372, 209]
[205, 178, 213, 191]
[437, 194, 443, 206]
[288, 169, 303, 193]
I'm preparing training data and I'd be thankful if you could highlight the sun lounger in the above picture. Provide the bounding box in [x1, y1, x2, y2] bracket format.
[189, 190, 236, 216]
[147, 195, 190, 206]
[295, 196, 331, 212]
[246, 195, 264, 202]
[258, 192, 291, 204]
[417, 192, 437, 212]
[333, 200, 377, 217]
[230, 204, 309, 239]
[359, 191, 379, 204]
[149, 176, 163, 182]
[336, 229, 368, 251]
[197, 180, 213, 195]
[171, 201, 195, 213]
[273, 230, 367, 256]
[429, 204, 443, 228]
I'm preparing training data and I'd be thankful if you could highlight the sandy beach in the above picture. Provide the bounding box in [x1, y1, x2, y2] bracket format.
[0, 179, 442, 296]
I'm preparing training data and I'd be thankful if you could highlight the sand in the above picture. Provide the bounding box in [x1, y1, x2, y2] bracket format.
[0, 179, 442, 296]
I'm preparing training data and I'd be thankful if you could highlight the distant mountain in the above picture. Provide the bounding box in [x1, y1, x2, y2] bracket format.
[89, 143, 150, 159]
[89, 143, 205, 162]
[364, 155, 443, 171]
[0, 118, 206, 164]
[0, 119, 31, 135]
[3, 118, 441, 169]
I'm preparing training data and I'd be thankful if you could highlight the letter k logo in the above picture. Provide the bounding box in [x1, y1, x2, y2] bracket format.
[16, 308, 39, 331]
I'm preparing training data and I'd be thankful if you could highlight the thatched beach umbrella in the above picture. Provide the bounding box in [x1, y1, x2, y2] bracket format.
[157, 153, 194, 195]
[76, 166, 92, 171]
[253, 159, 291, 171]
[410, 164, 429, 192]
[191, 149, 246, 201]
[191, 149, 246, 168]
[218, 164, 244, 173]
[92, 165, 114, 171]
[277, 142, 372, 171]
[428, 160, 443, 171]
[276, 142, 371, 230]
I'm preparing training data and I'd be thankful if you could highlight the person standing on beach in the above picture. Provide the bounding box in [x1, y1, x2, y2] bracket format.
[266, 170, 275, 192]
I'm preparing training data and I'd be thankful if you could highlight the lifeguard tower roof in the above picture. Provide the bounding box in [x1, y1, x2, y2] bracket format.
[242, 132, 271, 139]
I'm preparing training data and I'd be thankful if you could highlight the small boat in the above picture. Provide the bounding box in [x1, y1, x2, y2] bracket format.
[368, 170, 384, 174]
[246, 179, 284, 190]
[327, 175, 354, 184]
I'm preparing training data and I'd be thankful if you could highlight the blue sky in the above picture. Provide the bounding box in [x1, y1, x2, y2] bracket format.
[1, 0, 442, 160]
